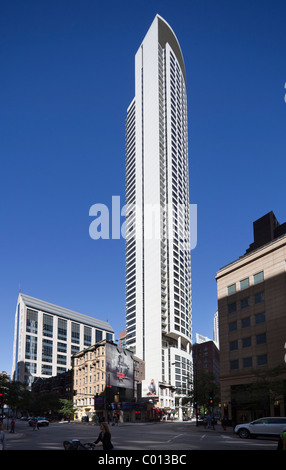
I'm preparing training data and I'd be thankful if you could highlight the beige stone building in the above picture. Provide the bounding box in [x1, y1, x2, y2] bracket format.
[73, 341, 107, 421]
[216, 212, 286, 423]
[73, 340, 136, 422]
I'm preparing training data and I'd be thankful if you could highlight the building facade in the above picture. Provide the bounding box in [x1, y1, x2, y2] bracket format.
[12, 293, 114, 388]
[192, 340, 220, 385]
[73, 340, 134, 422]
[125, 15, 192, 401]
[216, 212, 286, 422]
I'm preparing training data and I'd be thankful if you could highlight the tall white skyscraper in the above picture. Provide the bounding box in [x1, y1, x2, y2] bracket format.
[125, 15, 192, 400]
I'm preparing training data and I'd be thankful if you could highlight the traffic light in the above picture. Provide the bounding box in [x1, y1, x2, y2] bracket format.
[0, 392, 4, 408]
[208, 393, 213, 407]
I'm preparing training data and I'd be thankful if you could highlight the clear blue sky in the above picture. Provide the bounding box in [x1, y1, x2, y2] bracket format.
[1, 0, 285, 375]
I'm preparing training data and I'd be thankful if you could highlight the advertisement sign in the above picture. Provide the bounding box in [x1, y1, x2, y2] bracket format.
[142, 379, 159, 398]
[94, 395, 105, 410]
[106, 343, 133, 389]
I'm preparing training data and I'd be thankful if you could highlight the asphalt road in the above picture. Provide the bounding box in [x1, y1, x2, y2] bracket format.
[5, 419, 278, 451]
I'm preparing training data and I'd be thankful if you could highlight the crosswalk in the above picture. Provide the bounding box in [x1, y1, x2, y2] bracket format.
[200, 432, 277, 449]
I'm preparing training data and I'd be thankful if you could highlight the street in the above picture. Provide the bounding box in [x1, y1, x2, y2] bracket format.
[4, 419, 278, 451]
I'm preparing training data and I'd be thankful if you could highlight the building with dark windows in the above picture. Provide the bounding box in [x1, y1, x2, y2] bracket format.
[216, 212, 286, 423]
[12, 293, 114, 388]
[192, 340, 220, 385]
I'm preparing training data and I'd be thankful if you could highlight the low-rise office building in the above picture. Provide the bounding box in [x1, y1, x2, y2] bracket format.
[12, 293, 114, 388]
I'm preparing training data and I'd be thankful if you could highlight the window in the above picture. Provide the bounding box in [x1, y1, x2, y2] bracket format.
[240, 298, 249, 309]
[228, 302, 237, 314]
[25, 362, 37, 374]
[243, 357, 252, 368]
[42, 364, 52, 375]
[255, 312, 265, 324]
[229, 321, 237, 332]
[57, 342, 67, 353]
[43, 314, 53, 337]
[58, 319, 67, 341]
[96, 330, 103, 343]
[84, 326, 92, 346]
[256, 333, 266, 344]
[229, 340, 238, 351]
[25, 335, 37, 360]
[57, 354, 66, 365]
[72, 323, 80, 344]
[71, 345, 80, 355]
[230, 359, 239, 370]
[242, 337, 251, 348]
[26, 309, 38, 334]
[257, 354, 267, 366]
[240, 278, 249, 290]
[254, 292, 264, 304]
[228, 284, 236, 295]
[241, 317, 250, 328]
[253, 271, 264, 285]
[42, 339, 53, 363]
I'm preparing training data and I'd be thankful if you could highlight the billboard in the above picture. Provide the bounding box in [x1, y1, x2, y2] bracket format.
[106, 343, 133, 390]
[142, 379, 159, 398]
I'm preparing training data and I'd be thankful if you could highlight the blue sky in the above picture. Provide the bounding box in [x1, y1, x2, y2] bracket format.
[1, 0, 285, 374]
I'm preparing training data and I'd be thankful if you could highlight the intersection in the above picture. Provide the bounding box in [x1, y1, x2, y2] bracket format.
[5, 419, 278, 451]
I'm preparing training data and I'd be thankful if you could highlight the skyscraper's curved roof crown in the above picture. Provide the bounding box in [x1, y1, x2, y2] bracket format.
[157, 14, 186, 84]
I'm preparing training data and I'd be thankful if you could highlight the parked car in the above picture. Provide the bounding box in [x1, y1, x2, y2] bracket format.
[235, 417, 286, 439]
[28, 417, 49, 427]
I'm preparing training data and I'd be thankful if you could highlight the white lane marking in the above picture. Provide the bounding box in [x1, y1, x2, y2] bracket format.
[167, 433, 184, 443]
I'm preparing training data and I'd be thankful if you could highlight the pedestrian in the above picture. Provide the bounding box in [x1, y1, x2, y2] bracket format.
[211, 416, 216, 430]
[0, 423, 7, 450]
[93, 422, 114, 452]
[33, 419, 39, 431]
[206, 414, 212, 429]
[221, 417, 227, 431]
[10, 419, 15, 433]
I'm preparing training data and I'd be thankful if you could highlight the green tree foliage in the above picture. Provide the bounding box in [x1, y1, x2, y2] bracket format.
[192, 369, 220, 412]
[58, 399, 76, 420]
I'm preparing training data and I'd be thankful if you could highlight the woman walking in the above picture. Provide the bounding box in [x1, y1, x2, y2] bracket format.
[94, 422, 114, 452]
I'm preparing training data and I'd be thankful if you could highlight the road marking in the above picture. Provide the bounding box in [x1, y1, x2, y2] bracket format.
[167, 433, 184, 443]
[223, 439, 277, 447]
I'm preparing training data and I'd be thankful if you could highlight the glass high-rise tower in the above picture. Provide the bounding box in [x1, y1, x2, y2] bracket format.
[125, 15, 192, 400]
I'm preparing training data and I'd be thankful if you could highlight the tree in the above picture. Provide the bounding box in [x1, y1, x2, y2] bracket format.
[0, 377, 29, 416]
[192, 369, 220, 413]
[250, 364, 286, 413]
[58, 399, 76, 420]
[231, 364, 286, 417]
